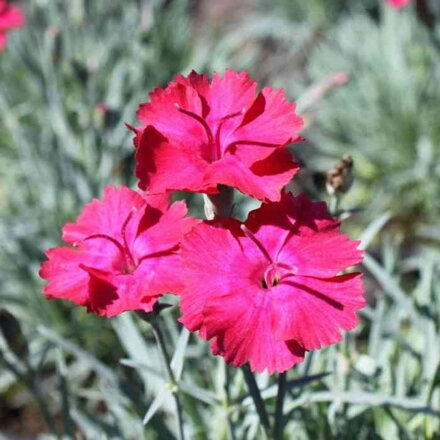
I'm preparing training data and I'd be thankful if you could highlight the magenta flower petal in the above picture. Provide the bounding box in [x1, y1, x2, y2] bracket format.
[227, 87, 303, 163]
[137, 81, 210, 157]
[82, 265, 159, 318]
[246, 193, 363, 276]
[270, 273, 365, 350]
[385, 0, 412, 8]
[135, 126, 218, 194]
[0, 1, 24, 28]
[135, 252, 187, 298]
[179, 193, 364, 373]
[133, 200, 198, 256]
[205, 291, 306, 374]
[205, 70, 257, 128]
[0, 30, 6, 50]
[40, 247, 106, 306]
[206, 148, 300, 202]
[0, 1, 24, 51]
[62, 186, 146, 245]
[179, 221, 247, 332]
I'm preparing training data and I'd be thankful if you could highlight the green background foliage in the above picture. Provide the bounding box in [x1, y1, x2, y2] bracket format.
[0, 0, 439, 438]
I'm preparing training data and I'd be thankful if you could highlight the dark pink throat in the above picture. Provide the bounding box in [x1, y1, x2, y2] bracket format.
[83, 210, 137, 274]
[240, 224, 296, 289]
[80, 210, 179, 275]
[262, 262, 296, 288]
[175, 104, 243, 162]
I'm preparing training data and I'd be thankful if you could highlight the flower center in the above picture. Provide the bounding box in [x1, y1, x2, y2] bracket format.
[82, 210, 137, 274]
[240, 225, 296, 289]
[175, 104, 243, 162]
[262, 262, 296, 289]
[80, 210, 180, 275]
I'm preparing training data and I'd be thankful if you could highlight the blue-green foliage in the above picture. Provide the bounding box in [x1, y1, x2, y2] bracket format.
[0, 0, 439, 438]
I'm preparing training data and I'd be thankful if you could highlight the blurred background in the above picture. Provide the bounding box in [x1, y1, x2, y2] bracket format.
[0, 0, 439, 438]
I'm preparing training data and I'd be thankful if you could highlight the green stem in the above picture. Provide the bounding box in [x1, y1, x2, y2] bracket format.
[224, 364, 236, 440]
[241, 365, 271, 437]
[29, 377, 60, 438]
[150, 320, 185, 440]
[329, 194, 341, 217]
[273, 372, 287, 440]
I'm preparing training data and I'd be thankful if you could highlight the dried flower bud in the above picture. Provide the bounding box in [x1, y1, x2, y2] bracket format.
[0, 309, 29, 359]
[326, 154, 354, 195]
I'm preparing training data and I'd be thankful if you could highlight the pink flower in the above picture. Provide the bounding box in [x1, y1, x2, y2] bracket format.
[385, 0, 412, 9]
[132, 70, 304, 202]
[40, 186, 198, 317]
[179, 193, 365, 373]
[0, 0, 24, 51]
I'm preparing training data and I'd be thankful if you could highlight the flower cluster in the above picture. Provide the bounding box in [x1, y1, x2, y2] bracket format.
[41, 70, 364, 373]
[0, 0, 24, 51]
